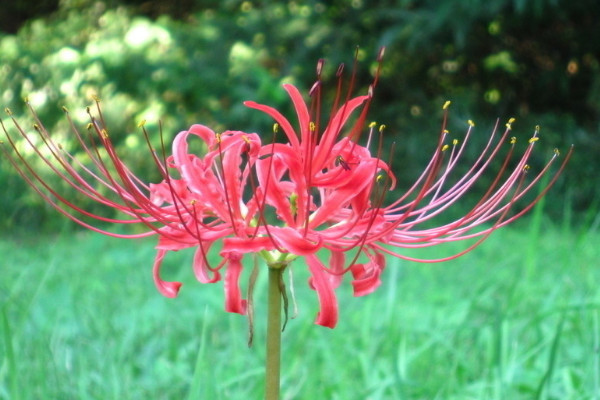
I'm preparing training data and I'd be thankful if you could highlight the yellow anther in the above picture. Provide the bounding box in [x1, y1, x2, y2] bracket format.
[242, 134, 251, 144]
[452, 139, 459, 145]
[57, 143, 63, 150]
[523, 164, 530, 172]
[190, 199, 197, 205]
[510, 136, 517, 144]
[369, 121, 377, 128]
[443, 100, 451, 110]
[23, 96, 29, 103]
[309, 121, 316, 132]
[443, 129, 449, 134]
[137, 119, 146, 128]
[468, 119, 475, 127]
[554, 148, 560, 156]
[535, 125, 540, 133]
[441, 144, 449, 152]
[273, 123, 279, 133]
[376, 173, 385, 183]
[86, 123, 94, 130]
[101, 129, 109, 139]
[92, 95, 101, 102]
[508, 117, 516, 124]
[215, 133, 222, 143]
[33, 123, 40, 131]
[4, 108, 12, 116]
[379, 124, 386, 133]
[528, 137, 539, 143]
[62, 106, 69, 113]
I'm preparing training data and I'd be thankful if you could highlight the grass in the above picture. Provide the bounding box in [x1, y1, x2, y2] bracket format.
[0, 220, 599, 400]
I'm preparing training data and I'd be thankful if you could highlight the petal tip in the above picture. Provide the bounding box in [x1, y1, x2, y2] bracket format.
[158, 281, 183, 298]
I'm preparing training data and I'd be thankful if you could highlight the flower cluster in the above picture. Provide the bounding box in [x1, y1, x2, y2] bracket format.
[1, 51, 571, 328]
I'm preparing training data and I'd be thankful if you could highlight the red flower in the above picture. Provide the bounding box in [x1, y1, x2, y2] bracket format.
[1, 52, 571, 328]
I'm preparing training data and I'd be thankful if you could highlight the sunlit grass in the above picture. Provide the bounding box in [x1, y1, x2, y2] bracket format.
[1, 221, 599, 399]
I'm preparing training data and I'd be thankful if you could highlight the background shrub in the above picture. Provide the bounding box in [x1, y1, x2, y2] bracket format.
[1, 0, 597, 232]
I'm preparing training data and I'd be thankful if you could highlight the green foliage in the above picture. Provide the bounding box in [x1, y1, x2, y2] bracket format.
[0, 224, 598, 398]
[0, 3, 286, 231]
[1, 0, 598, 231]
[370, 0, 599, 217]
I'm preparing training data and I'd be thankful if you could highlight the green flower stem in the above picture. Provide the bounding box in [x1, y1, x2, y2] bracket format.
[265, 266, 282, 400]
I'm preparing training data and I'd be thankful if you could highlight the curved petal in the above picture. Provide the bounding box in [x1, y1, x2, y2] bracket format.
[193, 242, 221, 283]
[244, 101, 300, 148]
[152, 249, 182, 298]
[350, 249, 386, 297]
[309, 162, 376, 227]
[255, 144, 306, 226]
[223, 236, 275, 254]
[311, 95, 370, 172]
[219, 134, 246, 223]
[307, 255, 338, 328]
[223, 254, 247, 315]
[328, 251, 345, 290]
[268, 226, 322, 255]
[172, 127, 212, 194]
[188, 124, 217, 148]
[283, 84, 310, 145]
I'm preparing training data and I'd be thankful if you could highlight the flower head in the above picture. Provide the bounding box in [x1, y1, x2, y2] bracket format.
[1, 50, 571, 328]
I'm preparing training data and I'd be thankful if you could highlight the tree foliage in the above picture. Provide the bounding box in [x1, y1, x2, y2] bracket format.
[1, 0, 597, 231]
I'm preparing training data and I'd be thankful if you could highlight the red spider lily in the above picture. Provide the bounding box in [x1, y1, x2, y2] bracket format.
[1, 51, 572, 329]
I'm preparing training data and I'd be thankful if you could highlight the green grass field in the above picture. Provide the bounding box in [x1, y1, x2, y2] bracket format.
[1, 219, 599, 400]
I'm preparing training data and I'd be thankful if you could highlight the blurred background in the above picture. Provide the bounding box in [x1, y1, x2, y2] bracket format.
[1, 0, 598, 233]
[1, 4, 599, 399]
